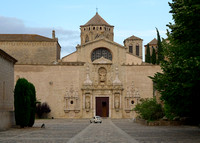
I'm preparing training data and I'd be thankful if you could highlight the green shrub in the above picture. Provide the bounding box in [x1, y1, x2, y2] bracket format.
[14, 78, 31, 128]
[36, 102, 51, 118]
[134, 97, 164, 121]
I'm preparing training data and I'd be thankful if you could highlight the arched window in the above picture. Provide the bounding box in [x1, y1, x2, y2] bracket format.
[136, 44, 139, 56]
[129, 45, 133, 53]
[91, 48, 112, 61]
[85, 35, 89, 43]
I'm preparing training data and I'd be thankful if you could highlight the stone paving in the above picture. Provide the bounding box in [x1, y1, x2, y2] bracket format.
[0, 118, 199, 143]
[112, 119, 200, 143]
[0, 119, 89, 143]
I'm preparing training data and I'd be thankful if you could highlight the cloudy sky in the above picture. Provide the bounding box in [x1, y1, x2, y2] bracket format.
[0, 0, 172, 58]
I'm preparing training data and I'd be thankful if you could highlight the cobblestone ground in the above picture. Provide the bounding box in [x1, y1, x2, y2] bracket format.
[112, 119, 200, 143]
[0, 119, 200, 143]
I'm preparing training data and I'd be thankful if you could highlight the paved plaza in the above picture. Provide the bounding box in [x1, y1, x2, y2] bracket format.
[0, 119, 199, 143]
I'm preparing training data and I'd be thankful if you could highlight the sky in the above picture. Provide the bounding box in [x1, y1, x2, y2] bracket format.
[0, 0, 173, 58]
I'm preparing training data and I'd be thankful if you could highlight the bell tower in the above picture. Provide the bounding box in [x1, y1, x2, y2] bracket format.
[80, 12, 114, 45]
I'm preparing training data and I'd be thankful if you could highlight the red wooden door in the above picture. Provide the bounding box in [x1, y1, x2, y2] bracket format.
[96, 97, 109, 117]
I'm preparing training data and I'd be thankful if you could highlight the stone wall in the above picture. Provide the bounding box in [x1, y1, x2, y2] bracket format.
[0, 41, 60, 64]
[15, 64, 84, 118]
[14, 64, 161, 119]
[0, 54, 15, 130]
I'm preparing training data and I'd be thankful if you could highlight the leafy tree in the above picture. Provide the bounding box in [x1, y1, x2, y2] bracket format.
[134, 98, 164, 121]
[145, 44, 151, 63]
[151, 48, 157, 64]
[28, 82, 36, 127]
[151, 0, 200, 123]
[14, 78, 31, 128]
[156, 28, 164, 64]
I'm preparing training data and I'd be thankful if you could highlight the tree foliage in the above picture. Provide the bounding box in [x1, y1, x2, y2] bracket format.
[151, 48, 157, 65]
[145, 44, 151, 63]
[28, 82, 36, 127]
[156, 28, 164, 64]
[134, 98, 164, 121]
[14, 78, 31, 127]
[151, 0, 200, 123]
[14, 78, 36, 127]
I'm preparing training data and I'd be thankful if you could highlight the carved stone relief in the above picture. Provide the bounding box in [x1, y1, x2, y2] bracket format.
[125, 81, 140, 113]
[98, 67, 107, 85]
[64, 85, 80, 113]
[85, 94, 91, 112]
[114, 93, 120, 112]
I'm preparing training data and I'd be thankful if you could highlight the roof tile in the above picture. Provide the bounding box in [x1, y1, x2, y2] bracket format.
[0, 34, 56, 42]
[81, 12, 112, 26]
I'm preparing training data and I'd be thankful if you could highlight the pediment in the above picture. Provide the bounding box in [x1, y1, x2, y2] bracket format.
[93, 57, 112, 65]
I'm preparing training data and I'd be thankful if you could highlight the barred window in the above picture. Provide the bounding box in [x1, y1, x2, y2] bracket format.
[91, 48, 112, 61]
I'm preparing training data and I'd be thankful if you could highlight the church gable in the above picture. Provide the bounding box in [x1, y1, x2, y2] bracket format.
[62, 51, 78, 62]
[76, 38, 126, 64]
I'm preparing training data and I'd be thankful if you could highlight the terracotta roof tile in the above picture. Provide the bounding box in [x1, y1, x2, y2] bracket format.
[81, 12, 112, 27]
[0, 34, 56, 42]
[148, 38, 157, 45]
[125, 35, 143, 41]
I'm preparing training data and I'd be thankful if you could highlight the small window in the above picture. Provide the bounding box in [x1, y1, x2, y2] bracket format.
[129, 46, 133, 53]
[131, 100, 134, 104]
[89, 27, 90, 30]
[70, 100, 73, 104]
[136, 45, 139, 56]
[93, 27, 95, 30]
[100, 27, 102, 30]
[84, 28, 86, 31]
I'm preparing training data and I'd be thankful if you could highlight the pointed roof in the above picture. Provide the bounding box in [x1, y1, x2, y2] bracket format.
[148, 38, 157, 45]
[124, 35, 143, 41]
[81, 12, 113, 27]
[0, 34, 56, 42]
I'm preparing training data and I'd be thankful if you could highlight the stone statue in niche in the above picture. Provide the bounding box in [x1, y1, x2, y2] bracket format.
[85, 96, 90, 112]
[98, 67, 107, 85]
[114, 94, 120, 111]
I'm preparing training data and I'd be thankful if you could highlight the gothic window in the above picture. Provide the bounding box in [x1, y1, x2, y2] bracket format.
[136, 44, 139, 56]
[91, 48, 112, 61]
[129, 46, 133, 53]
[85, 35, 89, 43]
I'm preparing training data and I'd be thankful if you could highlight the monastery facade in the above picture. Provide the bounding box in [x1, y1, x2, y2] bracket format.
[0, 13, 161, 118]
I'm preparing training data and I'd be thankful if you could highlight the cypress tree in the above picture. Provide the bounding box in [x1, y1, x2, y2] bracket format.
[14, 78, 31, 128]
[156, 28, 164, 64]
[145, 44, 151, 63]
[28, 82, 36, 127]
[151, 48, 157, 65]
